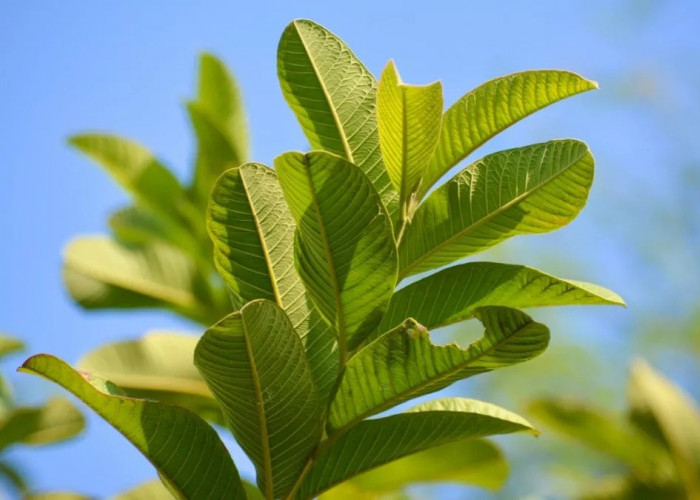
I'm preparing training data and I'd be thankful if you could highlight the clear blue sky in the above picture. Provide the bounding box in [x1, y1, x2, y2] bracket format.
[1, 1, 698, 498]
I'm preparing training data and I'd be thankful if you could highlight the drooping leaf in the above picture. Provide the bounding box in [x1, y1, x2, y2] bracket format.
[400, 139, 594, 278]
[294, 398, 535, 499]
[277, 19, 399, 219]
[0, 397, 84, 452]
[112, 479, 173, 500]
[628, 360, 700, 497]
[194, 300, 322, 498]
[378, 262, 624, 333]
[208, 163, 338, 401]
[67, 134, 195, 230]
[275, 151, 397, 352]
[527, 398, 676, 483]
[377, 60, 443, 221]
[63, 237, 225, 325]
[419, 70, 597, 199]
[77, 331, 224, 425]
[322, 438, 508, 497]
[0, 460, 28, 495]
[20, 355, 246, 499]
[329, 308, 548, 430]
[189, 53, 248, 206]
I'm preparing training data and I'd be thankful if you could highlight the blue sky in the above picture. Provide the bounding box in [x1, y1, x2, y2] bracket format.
[1, 1, 699, 498]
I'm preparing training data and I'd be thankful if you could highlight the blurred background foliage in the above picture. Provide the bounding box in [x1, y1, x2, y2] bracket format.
[1, 0, 698, 498]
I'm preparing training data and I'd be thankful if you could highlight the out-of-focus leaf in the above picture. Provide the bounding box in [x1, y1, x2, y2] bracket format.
[0, 397, 84, 452]
[195, 300, 321, 498]
[400, 140, 594, 278]
[378, 262, 624, 333]
[20, 355, 246, 499]
[78, 331, 224, 426]
[295, 398, 535, 498]
[0, 334, 23, 359]
[208, 163, 337, 401]
[24, 493, 92, 500]
[0, 460, 27, 496]
[277, 19, 399, 219]
[275, 151, 397, 351]
[111, 479, 173, 500]
[420, 70, 597, 199]
[330, 308, 548, 430]
[63, 237, 225, 325]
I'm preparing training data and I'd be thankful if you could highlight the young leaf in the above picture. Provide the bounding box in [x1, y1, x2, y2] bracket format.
[277, 19, 399, 219]
[194, 300, 322, 498]
[68, 134, 194, 229]
[377, 60, 443, 222]
[628, 360, 700, 496]
[63, 237, 225, 325]
[0, 397, 84, 452]
[321, 438, 507, 497]
[378, 262, 624, 333]
[77, 331, 224, 426]
[208, 163, 337, 401]
[329, 308, 548, 430]
[19, 355, 246, 499]
[188, 53, 248, 206]
[275, 151, 398, 353]
[419, 70, 597, 199]
[400, 139, 594, 278]
[295, 398, 535, 499]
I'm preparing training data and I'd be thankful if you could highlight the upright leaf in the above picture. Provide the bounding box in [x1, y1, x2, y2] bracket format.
[420, 70, 597, 198]
[400, 139, 594, 278]
[78, 331, 224, 425]
[275, 151, 397, 352]
[377, 61, 443, 221]
[208, 163, 337, 401]
[194, 300, 322, 498]
[19, 355, 246, 499]
[628, 360, 700, 497]
[295, 398, 535, 499]
[277, 19, 399, 219]
[379, 262, 624, 333]
[322, 438, 508, 497]
[329, 308, 548, 430]
[63, 237, 225, 325]
[68, 134, 194, 229]
[0, 397, 84, 452]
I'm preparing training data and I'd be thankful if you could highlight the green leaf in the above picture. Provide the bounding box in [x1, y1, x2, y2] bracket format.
[68, 134, 194, 229]
[24, 493, 92, 500]
[277, 19, 399, 219]
[112, 480, 173, 500]
[20, 354, 246, 499]
[0, 397, 84, 452]
[295, 398, 535, 499]
[379, 262, 624, 333]
[275, 151, 397, 352]
[77, 331, 224, 426]
[63, 237, 223, 325]
[0, 460, 28, 495]
[329, 308, 548, 430]
[194, 300, 322, 498]
[527, 398, 676, 483]
[628, 360, 700, 497]
[208, 163, 337, 401]
[325, 438, 508, 496]
[419, 70, 597, 199]
[188, 53, 248, 206]
[377, 60, 443, 221]
[0, 333, 23, 360]
[400, 139, 594, 278]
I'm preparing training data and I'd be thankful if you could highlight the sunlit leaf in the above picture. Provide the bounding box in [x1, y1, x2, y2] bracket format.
[275, 151, 397, 351]
[111, 479, 173, 500]
[20, 355, 246, 499]
[277, 19, 399, 219]
[195, 300, 322, 498]
[400, 140, 594, 278]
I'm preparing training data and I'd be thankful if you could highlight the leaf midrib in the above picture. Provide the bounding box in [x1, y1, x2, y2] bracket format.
[332, 320, 536, 432]
[293, 21, 355, 163]
[400, 146, 588, 279]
